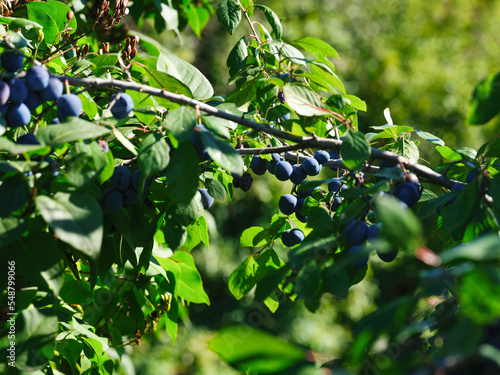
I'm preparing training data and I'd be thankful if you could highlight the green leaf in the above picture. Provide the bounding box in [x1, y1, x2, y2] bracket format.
[59, 272, 93, 305]
[64, 141, 109, 188]
[89, 54, 119, 77]
[0, 216, 27, 246]
[154, 0, 179, 31]
[288, 237, 336, 267]
[142, 65, 193, 100]
[414, 130, 445, 146]
[125, 88, 156, 125]
[374, 193, 421, 252]
[164, 141, 199, 204]
[175, 190, 205, 225]
[183, 216, 209, 251]
[171, 251, 210, 304]
[8, 17, 43, 31]
[83, 337, 114, 375]
[111, 125, 138, 156]
[36, 118, 110, 147]
[229, 250, 285, 300]
[254, 4, 282, 39]
[228, 254, 258, 300]
[467, 71, 500, 125]
[0, 177, 31, 216]
[278, 43, 307, 66]
[306, 206, 334, 235]
[340, 130, 371, 170]
[200, 131, 244, 175]
[36, 192, 103, 260]
[201, 115, 231, 139]
[322, 264, 350, 298]
[240, 226, 269, 247]
[26, 1, 77, 45]
[0, 308, 58, 371]
[393, 137, 419, 164]
[283, 84, 332, 116]
[227, 37, 248, 77]
[371, 124, 414, 140]
[440, 234, 500, 263]
[205, 175, 227, 202]
[290, 37, 339, 58]
[216, 0, 242, 35]
[344, 94, 367, 111]
[138, 133, 170, 178]
[157, 49, 214, 100]
[0, 137, 51, 156]
[294, 263, 322, 310]
[209, 326, 305, 373]
[167, 107, 197, 142]
[436, 145, 463, 161]
[460, 266, 500, 324]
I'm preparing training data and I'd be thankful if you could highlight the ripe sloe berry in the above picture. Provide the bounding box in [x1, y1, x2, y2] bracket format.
[26, 65, 50, 91]
[279, 194, 298, 215]
[199, 188, 214, 209]
[57, 94, 82, 120]
[110, 93, 134, 119]
[250, 155, 267, 175]
[302, 157, 322, 176]
[274, 160, 293, 181]
[1, 51, 24, 72]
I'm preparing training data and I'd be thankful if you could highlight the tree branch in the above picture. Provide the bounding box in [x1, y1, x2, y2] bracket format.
[8, 71, 456, 189]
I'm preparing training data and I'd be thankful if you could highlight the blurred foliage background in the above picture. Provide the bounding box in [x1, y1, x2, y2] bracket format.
[121, 0, 500, 373]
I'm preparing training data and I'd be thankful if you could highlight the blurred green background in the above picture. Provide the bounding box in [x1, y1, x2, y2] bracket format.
[123, 0, 500, 373]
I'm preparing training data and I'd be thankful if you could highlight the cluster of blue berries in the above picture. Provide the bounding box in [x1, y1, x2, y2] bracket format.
[0, 50, 82, 127]
[101, 166, 151, 211]
[0, 50, 135, 128]
[250, 149, 333, 183]
[250, 149, 340, 248]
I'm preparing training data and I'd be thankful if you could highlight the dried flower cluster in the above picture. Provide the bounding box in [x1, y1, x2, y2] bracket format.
[121, 35, 139, 61]
[96, 0, 130, 30]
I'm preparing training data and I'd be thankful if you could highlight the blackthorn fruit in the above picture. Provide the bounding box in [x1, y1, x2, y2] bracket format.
[394, 182, 420, 207]
[16, 133, 39, 145]
[328, 178, 344, 192]
[0, 81, 10, 105]
[57, 94, 82, 120]
[132, 169, 152, 191]
[26, 65, 50, 91]
[279, 194, 298, 215]
[110, 166, 132, 190]
[110, 93, 134, 119]
[281, 228, 304, 247]
[250, 155, 267, 175]
[289, 228, 305, 245]
[39, 77, 63, 101]
[122, 186, 139, 205]
[302, 157, 322, 176]
[290, 165, 307, 185]
[25, 89, 43, 110]
[102, 189, 123, 212]
[274, 160, 293, 181]
[1, 51, 24, 72]
[7, 103, 31, 127]
[7, 78, 28, 103]
[345, 220, 368, 245]
[314, 150, 330, 165]
[199, 188, 214, 209]
[348, 244, 369, 269]
[377, 249, 399, 263]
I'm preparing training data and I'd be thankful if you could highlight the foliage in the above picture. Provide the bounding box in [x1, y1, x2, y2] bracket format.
[0, 0, 500, 374]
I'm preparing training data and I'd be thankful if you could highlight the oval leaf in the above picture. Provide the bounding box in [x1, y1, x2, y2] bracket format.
[36, 192, 103, 260]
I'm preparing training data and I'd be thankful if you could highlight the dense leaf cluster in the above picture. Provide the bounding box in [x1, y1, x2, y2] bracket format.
[1, 1, 500, 374]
